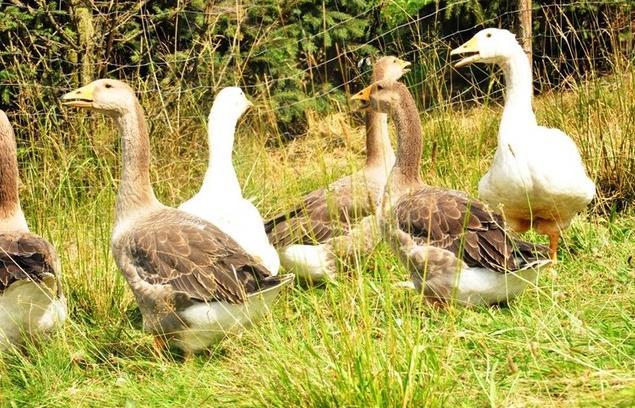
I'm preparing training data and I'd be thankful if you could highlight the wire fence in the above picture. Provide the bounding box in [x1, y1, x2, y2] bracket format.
[0, 1, 632, 125]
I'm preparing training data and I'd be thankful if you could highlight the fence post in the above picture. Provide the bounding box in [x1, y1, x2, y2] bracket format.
[73, 1, 94, 85]
[518, 0, 532, 65]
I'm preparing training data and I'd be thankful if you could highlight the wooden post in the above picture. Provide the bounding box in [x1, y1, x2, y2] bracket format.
[518, 0, 532, 65]
[73, 1, 94, 85]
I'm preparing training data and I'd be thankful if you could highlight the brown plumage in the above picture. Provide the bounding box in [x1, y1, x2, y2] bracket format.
[0, 232, 60, 293]
[393, 188, 545, 274]
[0, 110, 66, 349]
[120, 208, 273, 304]
[265, 56, 410, 248]
[62, 80, 291, 351]
[264, 180, 374, 247]
[354, 78, 550, 306]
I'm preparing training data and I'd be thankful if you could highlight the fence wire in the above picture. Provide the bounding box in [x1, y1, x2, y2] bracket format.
[0, 1, 632, 122]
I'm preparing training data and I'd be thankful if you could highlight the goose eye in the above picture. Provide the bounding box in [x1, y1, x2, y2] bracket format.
[105, 83, 113, 89]
[486, 33, 492, 38]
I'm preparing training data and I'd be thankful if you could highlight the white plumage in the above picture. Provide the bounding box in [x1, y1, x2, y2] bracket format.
[452, 28, 595, 259]
[179, 87, 280, 275]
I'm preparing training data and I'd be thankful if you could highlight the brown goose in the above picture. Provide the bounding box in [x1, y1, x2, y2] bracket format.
[61, 80, 293, 355]
[352, 79, 552, 306]
[266, 56, 410, 281]
[0, 110, 66, 350]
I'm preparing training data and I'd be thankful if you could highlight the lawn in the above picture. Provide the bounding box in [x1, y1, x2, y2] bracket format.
[0, 70, 633, 407]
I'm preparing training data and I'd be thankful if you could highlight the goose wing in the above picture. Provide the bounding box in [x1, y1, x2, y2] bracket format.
[393, 189, 518, 272]
[0, 232, 59, 293]
[123, 209, 272, 303]
[265, 174, 373, 247]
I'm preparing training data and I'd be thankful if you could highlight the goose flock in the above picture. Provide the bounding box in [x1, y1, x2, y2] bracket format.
[0, 28, 595, 354]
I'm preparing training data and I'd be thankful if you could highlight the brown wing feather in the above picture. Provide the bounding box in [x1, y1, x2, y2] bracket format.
[265, 174, 379, 247]
[394, 188, 518, 272]
[0, 232, 59, 293]
[124, 209, 272, 304]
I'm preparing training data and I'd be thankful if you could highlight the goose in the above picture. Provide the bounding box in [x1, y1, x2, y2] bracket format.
[265, 56, 411, 282]
[61, 80, 293, 355]
[0, 110, 67, 350]
[352, 78, 552, 307]
[450, 28, 595, 261]
[179, 87, 280, 275]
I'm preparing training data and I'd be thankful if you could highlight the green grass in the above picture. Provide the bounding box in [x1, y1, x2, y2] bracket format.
[1, 71, 634, 406]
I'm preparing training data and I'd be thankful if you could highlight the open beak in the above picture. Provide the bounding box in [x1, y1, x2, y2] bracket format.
[351, 84, 373, 102]
[351, 84, 373, 109]
[397, 59, 411, 74]
[450, 36, 481, 68]
[61, 83, 96, 108]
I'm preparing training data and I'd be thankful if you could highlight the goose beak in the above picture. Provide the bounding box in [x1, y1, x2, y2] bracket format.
[351, 85, 373, 102]
[397, 59, 411, 73]
[450, 37, 481, 68]
[61, 84, 96, 108]
[246, 99, 254, 109]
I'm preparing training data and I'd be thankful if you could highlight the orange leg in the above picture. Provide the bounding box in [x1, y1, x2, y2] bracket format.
[548, 232, 560, 262]
[153, 336, 168, 359]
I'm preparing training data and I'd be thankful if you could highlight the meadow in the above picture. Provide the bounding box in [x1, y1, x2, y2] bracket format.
[1, 63, 634, 406]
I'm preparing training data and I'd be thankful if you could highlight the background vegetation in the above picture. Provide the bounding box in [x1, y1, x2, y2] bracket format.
[0, 0, 633, 406]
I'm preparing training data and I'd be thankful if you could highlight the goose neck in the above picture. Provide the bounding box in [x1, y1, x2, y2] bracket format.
[201, 110, 241, 196]
[0, 116, 23, 224]
[114, 103, 159, 223]
[365, 111, 395, 171]
[391, 86, 423, 186]
[500, 49, 536, 135]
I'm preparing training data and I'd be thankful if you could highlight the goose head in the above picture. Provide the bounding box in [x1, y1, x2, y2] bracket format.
[373, 56, 411, 82]
[209, 87, 253, 122]
[450, 28, 522, 67]
[351, 79, 408, 114]
[61, 79, 137, 115]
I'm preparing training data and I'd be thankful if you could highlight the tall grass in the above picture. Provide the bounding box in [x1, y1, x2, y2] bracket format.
[1, 6, 634, 405]
[1, 64, 633, 405]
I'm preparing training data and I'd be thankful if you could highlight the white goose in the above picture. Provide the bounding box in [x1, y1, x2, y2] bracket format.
[451, 28, 595, 260]
[62, 80, 292, 356]
[0, 110, 67, 350]
[179, 87, 280, 275]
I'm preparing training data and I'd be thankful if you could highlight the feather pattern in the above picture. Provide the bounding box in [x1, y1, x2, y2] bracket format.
[0, 232, 59, 293]
[121, 208, 273, 305]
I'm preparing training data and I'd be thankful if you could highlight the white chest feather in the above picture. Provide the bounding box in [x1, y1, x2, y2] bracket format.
[278, 244, 334, 283]
[480, 126, 595, 221]
[0, 277, 67, 350]
[453, 266, 540, 306]
[175, 279, 290, 352]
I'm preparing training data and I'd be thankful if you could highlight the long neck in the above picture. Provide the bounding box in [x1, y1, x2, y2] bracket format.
[0, 114, 28, 231]
[114, 103, 159, 222]
[500, 48, 536, 137]
[200, 109, 241, 196]
[365, 111, 395, 171]
[391, 86, 423, 187]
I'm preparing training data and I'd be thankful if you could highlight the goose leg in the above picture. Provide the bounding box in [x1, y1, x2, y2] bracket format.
[548, 232, 560, 262]
[153, 336, 168, 359]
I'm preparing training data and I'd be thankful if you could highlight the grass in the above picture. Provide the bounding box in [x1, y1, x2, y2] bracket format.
[1, 68, 634, 406]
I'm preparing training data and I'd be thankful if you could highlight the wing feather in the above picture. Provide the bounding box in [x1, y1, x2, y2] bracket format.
[0, 232, 59, 293]
[265, 173, 377, 247]
[394, 189, 519, 272]
[124, 209, 272, 304]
